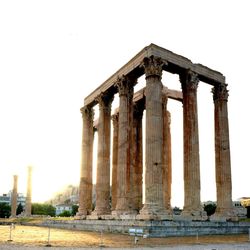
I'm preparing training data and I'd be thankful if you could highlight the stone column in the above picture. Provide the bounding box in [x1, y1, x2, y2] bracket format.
[92, 92, 113, 216]
[138, 56, 168, 219]
[131, 101, 144, 211]
[166, 111, 172, 210]
[11, 175, 18, 217]
[111, 113, 119, 210]
[180, 70, 205, 219]
[212, 83, 236, 221]
[25, 166, 32, 216]
[162, 93, 172, 212]
[77, 106, 94, 217]
[112, 75, 136, 216]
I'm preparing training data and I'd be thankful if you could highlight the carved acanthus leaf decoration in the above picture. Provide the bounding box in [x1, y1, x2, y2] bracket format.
[180, 69, 199, 91]
[212, 83, 229, 102]
[141, 55, 165, 78]
[80, 106, 94, 121]
[115, 75, 133, 98]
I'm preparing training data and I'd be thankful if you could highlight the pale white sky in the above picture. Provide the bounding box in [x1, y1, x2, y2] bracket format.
[0, 0, 249, 207]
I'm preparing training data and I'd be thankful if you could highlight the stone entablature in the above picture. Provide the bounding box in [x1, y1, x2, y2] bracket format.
[77, 44, 236, 222]
[84, 43, 224, 107]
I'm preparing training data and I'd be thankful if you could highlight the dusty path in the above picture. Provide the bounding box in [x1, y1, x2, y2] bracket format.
[0, 243, 250, 250]
[0, 225, 249, 249]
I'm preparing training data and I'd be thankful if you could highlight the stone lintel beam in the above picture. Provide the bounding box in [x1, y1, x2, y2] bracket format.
[133, 88, 144, 103]
[84, 44, 224, 107]
[134, 86, 182, 103]
[92, 87, 182, 126]
[163, 87, 183, 102]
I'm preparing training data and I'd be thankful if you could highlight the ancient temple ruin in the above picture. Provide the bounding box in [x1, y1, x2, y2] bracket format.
[11, 175, 18, 217]
[77, 44, 236, 221]
[24, 166, 32, 216]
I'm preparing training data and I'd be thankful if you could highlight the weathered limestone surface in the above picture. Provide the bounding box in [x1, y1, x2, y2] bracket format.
[162, 98, 172, 212]
[138, 56, 168, 219]
[91, 93, 113, 216]
[111, 113, 119, 211]
[166, 111, 172, 211]
[112, 76, 136, 216]
[132, 102, 144, 211]
[180, 70, 206, 220]
[77, 106, 94, 217]
[79, 44, 235, 222]
[211, 83, 236, 221]
[45, 219, 250, 237]
[11, 175, 18, 217]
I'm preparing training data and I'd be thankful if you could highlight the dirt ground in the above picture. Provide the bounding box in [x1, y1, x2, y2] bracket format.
[0, 225, 249, 248]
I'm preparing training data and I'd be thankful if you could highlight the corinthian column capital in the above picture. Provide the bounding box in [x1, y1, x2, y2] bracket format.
[95, 92, 114, 112]
[80, 106, 94, 122]
[180, 69, 199, 91]
[141, 55, 165, 78]
[115, 75, 134, 99]
[212, 83, 229, 102]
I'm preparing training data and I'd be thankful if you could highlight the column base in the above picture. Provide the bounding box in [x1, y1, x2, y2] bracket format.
[210, 207, 238, 222]
[180, 208, 208, 221]
[112, 197, 138, 218]
[112, 209, 138, 219]
[18, 211, 32, 218]
[137, 203, 172, 220]
[75, 212, 87, 220]
[91, 207, 111, 217]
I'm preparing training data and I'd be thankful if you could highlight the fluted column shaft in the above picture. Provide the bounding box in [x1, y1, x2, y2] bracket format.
[166, 111, 172, 209]
[111, 113, 119, 210]
[11, 175, 18, 217]
[139, 56, 166, 217]
[113, 76, 135, 215]
[93, 93, 113, 215]
[132, 102, 144, 211]
[162, 95, 172, 211]
[180, 70, 201, 215]
[25, 166, 32, 216]
[78, 106, 94, 216]
[212, 83, 235, 219]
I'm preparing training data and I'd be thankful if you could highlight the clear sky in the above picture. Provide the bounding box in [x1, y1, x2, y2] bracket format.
[0, 0, 249, 207]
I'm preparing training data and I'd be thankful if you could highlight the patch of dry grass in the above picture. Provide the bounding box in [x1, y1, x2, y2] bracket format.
[0, 225, 249, 248]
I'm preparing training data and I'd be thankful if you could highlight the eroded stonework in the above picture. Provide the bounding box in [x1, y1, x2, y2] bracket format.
[77, 44, 236, 222]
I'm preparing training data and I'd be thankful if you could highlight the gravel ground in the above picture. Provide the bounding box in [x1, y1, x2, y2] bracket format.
[0, 242, 250, 250]
[1, 225, 250, 250]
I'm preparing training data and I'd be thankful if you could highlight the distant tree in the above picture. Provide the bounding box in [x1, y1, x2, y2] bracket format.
[58, 210, 71, 217]
[247, 206, 250, 218]
[44, 204, 56, 217]
[0, 203, 11, 218]
[204, 203, 217, 216]
[71, 205, 79, 216]
[172, 206, 182, 215]
[16, 203, 24, 215]
[32, 203, 56, 217]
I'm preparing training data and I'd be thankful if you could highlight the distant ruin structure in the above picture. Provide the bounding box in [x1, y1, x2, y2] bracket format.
[77, 44, 236, 221]
[11, 175, 18, 217]
[24, 166, 32, 216]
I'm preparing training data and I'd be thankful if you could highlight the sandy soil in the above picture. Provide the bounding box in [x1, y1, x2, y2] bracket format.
[0, 225, 250, 249]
